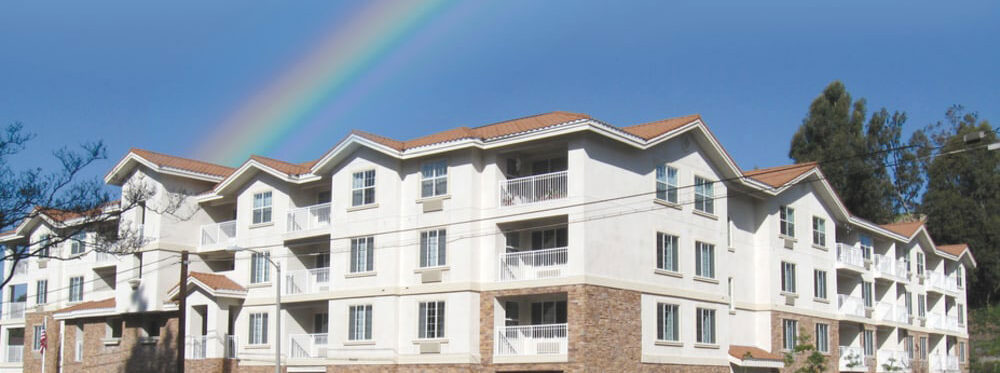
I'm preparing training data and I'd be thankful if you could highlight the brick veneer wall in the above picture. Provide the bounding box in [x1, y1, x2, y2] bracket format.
[23, 311, 59, 373]
[769, 310, 840, 373]
[59, 312, 179, 373]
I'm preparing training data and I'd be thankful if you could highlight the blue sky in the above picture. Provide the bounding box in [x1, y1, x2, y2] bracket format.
[1, 0, 997, 181]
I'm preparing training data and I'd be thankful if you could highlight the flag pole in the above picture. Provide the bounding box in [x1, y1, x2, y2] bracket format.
[41, 315, 47, 373]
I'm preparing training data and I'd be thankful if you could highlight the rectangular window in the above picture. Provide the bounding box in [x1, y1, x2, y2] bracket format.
[694, 176, 714, 214]
[695, 242, 715, 278]
[957, 266, 964, 288]
[958, 304, 965, 324]
[249, 313, 268, 345]
[419, 230, 446, 268]
[959, 342, 966, 363]
[655, 165, 678, 203]
[905, 291, 913, 316]
[696, 308, 716, 344]
[250, 252, 270, 284]
[919, 336, 927, 359]
[106, 318, 122, 339]
[38, 234, 51, 257]
[348, 305, 373, 341]
[36, 280, 47, 305]
[656, 303, 679, 341]
[781, 261, 796, 293]
[860, 235, 873, 261]
[812, 217, 826, 246]
[252, 191, 272, 224]
[421, 160, 448, 198]
[815, 323, 829, 353]
[69, 276, 84, 302]
[918, 294, 926, 317]
[75, 323, 83, 361]
[905, 335, 914, 360]
[32, 325, 44, 351]
[782, 319, 797, 350]
[780, 206, 795, 237]
[350, 237, 375, 273]
[862, 281, 873, 308]
[352, 170, 376, 206]
[143, 318, 162, 338]
[656, 233, 679, 272]
[728, 277, 735, 312]
[71, 232, 86, 255]
[813, 270, 827, 299]
[863, 329, 874, 356]
[916, 252, 925, 276]
[418, 301, 445, 339]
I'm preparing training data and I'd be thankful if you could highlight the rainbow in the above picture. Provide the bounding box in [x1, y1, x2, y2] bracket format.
[193, 0, 460, 165]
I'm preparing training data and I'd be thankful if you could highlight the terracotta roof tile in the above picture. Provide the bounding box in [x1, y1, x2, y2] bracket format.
[39, 200, 120, 222]
[189, 272, 246, 292]
[0, 230, 15, 237]
[880, 220, 926, 238]
[743, 162, 819, 188]
[621, 114, 702, 140]
[129, 148, 235, 178]
[729, 345, 784, 361]
[938, 244, 970, 257]
[250, 155, 313, 176]
[57, 297, 115, 313]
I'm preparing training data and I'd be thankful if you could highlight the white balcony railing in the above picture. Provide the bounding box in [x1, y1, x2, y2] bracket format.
[946, 315, 961, 332]
[498, 247, 568, 282]
[876, 302, 909, 324]
[286, 203, 331, 233]
[930, 354, 960, 372]
[5, 345, 22, 363]
[185, 335, 207, 359]
[226, 335, 238, 359]
[838, 294, 866, 318]
[874, 254, 907, 280]
[495, 324, 568, 356]
[284, 268, 331, 295]
[837, 243, 865, 269]
[3, 302, 25, 320]
[877, 349, 911, 372]
[95, 251, 119, 265]
[839, 346, 868, 371]
[11, 261, 26, 276]
[499, 171, 568, 207]
[289, 333, 328, 359]
[200, 220, 236, 248]
[927, 312, 945, 330]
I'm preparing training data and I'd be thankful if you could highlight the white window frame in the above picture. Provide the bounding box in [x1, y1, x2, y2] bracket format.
[418, 301, 445, 339]
[694, 176, 714, 214]
[781, 261, 796, 293]
[814, 270, 827, 299]
[655, 164, 678, 204]
[862, 281, 873, 308]
[656, 233, 679, 272]
[250, 252, 270, 284]
[782, 319, 797, 351]
[780, 206, 795, 237]
[69, 276, 84, 303]
[815, 323, 829, 353]
[956, 265, 964, 288]
[70, 232, 86, 256]
[419, 230, 446, 268]
[918, 294, 926, 317]
[656, 303, 679, 342]
[352, 170, 376, 206]
[695, 242, 715, 279]
[860, 235, 873, 261]
[252, 191, 272, 225]
[863, 329, 874, 357]
[36, 279, 47, 305]
[916, 252, 925, 276]
[348, 305, 373, 341]
[812, 216, 826, 246]
[958, 304, 965, 325]
[696, 308, 716, 344]
[959, 341, 966, 363]
[350, 237, 375, 273]
[249, 313, 268, 345]
[420, 160, 448, 198]
[32, 324, 44, 351]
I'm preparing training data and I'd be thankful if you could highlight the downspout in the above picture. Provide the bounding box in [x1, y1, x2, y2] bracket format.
[58, 319, 65, 373]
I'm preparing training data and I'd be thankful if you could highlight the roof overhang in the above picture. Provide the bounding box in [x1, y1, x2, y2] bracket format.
[728, 355, 785, 369]
[167, 277, 247, 300]
[199, 159, 323, 200]
[105, 152, 226, 185]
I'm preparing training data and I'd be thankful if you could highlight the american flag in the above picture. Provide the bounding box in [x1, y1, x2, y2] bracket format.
[39, 327, 47, 354]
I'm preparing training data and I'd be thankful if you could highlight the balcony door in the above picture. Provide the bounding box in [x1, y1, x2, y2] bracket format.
[530, 301, 567, 337]
[314, 313, 329, 345]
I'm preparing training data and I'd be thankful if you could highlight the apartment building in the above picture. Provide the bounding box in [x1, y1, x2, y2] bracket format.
[0, 111, 974, 373]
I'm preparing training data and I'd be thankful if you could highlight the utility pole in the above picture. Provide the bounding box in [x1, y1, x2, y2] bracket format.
[177, 250, 189, 373]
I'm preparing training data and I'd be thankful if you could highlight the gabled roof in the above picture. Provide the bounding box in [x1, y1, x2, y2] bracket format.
[249, 155, 314, 176]
[937, 243, 976, 267]
[167, 271, 247, 300]
[880, 220, 926, 239]
[621, 114, 702, 140]
[105, 148, 236, 185]
[57, 297, 116, 313]
[743, 162, 819, 188]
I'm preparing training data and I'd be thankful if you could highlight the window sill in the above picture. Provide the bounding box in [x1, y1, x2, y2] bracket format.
[693, 276, 719, 284]
[245, 344, 270, 350]
[249, 222, 273, 229]
[780, 292, 799, 298]
[814, 297, 830, 304]
[416, 195, 451, 204]
[694, 343, 720, 349]
[344, 340, 376, 346]
[412, 338, 448, 344]
[102, 338, 121, 346]
[653, 199, 682, 210]
[654, 269, 683, 278]
[812, 244, 828, 251]
[347, 203, 379, 212]
[139, 337, 159, 345]
[655, 340, 683, 347]
[247, 282, 272, 289]
[692, 210, 718, 220]
[346, 271, 377, 278]
[414, 266, 449, 273]
[727, 246, 735, 252]
[779, 234, 797, 242]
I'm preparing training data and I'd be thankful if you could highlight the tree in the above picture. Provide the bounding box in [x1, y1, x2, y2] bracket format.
[789, 81, 910, 223]
[917, 106, 999, 307]
[0, 122, 166, 291]
[783, 328, 828, 373]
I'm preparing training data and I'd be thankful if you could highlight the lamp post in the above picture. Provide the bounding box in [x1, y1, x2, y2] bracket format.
[228, 245, 281, 373]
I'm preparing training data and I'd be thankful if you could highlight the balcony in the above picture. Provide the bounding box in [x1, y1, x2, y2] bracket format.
[929, 354, 959, 372]
[928, 272, 959, 294]
[927, 312, 946, 331]
[226, 335, 238, 359]
[2, 302, 25, 320]
[876, 302, 909, 324]
[199, 220, 236, 249]
[877, 349, 911, 372]
[185, 335, 207, 359]
[838, 294, 866, 318]
[289, 333, 328, 359]
[499, 171, 568, 207]
[495, 324, 568, 357]
[946, 315, 962, 332]
[839, 346, 868, 372]
[94, 251, 121, 268]
[836, 243, 865, 270]
[498, 247, 568, 282]
[286, 203, 331, 235]
[283, 268, 330, 296]
[4, 345, 22, 363]
[873, 254, 907, 281]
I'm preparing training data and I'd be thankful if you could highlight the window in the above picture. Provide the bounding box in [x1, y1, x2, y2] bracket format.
[249, 313, 268, 345]
[862, 281, 873, 308]
[919, 336, 927, 359]
[531, 228, 567, 249]
[904, 251, 912, 273]
[504, 302, 519, 326]
[815, 323, 829, 353]
[419, 230, 446, 268]
[106, 318, 122, 340]
[32, 325, 44, 351]
[916, 252, 925, 276]
[958, 304, 965, 324]
[957, 265, 964, 288]
[860, 235, 873, 261]
[728, 277, 735, 312]
[782, 319, 797, 350]
[75, 323, 83, 361]
[918, 294, 926, 317]
[250, 252, 270, 284]
[36, 280, 47, 305]
[349, 305, 373, 341]
[959, 342, 966, 363]
[421, 160, 447, 198]
[532, 301, 567, 324]
[905, 335, 914, 360]
[727, 218, 734, 249]
[656, 303, 679, 341]
[863, 329, 874, 356]
[38, 234, 51, 257]
[418, 301, 445, 339]
[781, 262, 796, 293]
[69, 276, 84, 302]
[696, 308, 716, 344]
[252, 191, 272, 224]
[656, 233, 678, 272]
[350, 237, 375, 273]
[812, 217, 826, 246]
[694, 176, 714, 214]
[142, 318, 162, 339]
[655, 165, 678, 203]
[695, 242, 715, 279]
[779, 206, 795, 237]
[351, 170, 376, 206]
[71, 232, 86, 255]
[813, 270, 827, 299]
[904, 291, 913, 316]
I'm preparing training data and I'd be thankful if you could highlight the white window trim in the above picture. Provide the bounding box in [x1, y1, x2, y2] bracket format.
[351, 169, 377, 207]
[420, 160, 448, 198]
[251, 191, 273, 225]
[693, 175, 715, 215]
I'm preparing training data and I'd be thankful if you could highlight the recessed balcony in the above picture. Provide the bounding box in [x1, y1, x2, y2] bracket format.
[838, 294, 866, 318]
[283, 267, 331, 296]
[498, 247, 568, 282]
[838, 346, 868, 372]
[836, 243, 866, 271]
[873, 254, 908, 281]
[289, 333, 328, 359]
[2, 302, 25, 321]
[929, 354, 959, 372]
[499, 171, 568, 207]
[876, 349, 911, 372]
[199, 220, 236, 250]
[285, 202, 331, 238]
[495, 324, 568, 357]
[928, 271, 958, 294]
[875, 301, 909, 324]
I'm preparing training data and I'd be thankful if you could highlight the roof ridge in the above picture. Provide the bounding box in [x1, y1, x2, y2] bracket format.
[131, 148, 236, 171]
[469, 111, 590, 130]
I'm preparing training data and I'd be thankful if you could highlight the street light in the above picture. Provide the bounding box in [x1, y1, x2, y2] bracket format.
[228, 245, 281, 373]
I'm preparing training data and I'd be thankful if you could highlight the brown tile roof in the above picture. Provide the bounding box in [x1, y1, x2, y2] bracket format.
[880, 220, 926, 238]
[743, 162, 819, 188]
[621, 114, 702, 140]
[39, 200, 121, 222]
[938, 244, 970, 257]
[189, 272, 246, 292]
[0, 230, 15, 237]
[57, 297, 115, 313]
[128, 148, 236, 178]
[728, 345, 784, 361]
[250, 155, 313, 176]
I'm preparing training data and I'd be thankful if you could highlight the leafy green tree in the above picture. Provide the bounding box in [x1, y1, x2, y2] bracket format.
[783, 328, 828, 373]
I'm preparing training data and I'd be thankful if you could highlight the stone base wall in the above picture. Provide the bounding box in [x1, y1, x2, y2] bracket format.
[770, 310, 841, 373]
